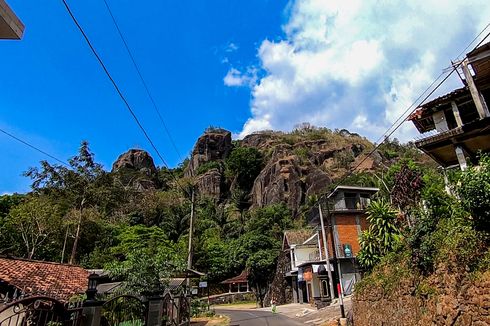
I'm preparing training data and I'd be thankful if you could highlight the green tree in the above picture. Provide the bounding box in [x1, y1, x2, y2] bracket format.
[107, 242, 186, 294]
[357, 200, 401, 270]
[225, 147, 263, 191]
[24, 141, 117, 263]
[8, 195, 63, 259]
[0, 194, 24, 255]
[458, 154, 490, 233]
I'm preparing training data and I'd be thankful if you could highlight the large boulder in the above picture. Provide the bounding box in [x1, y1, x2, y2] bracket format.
[251, 154, 305, 215]
[112, 149, 157, 175]
[185, 129, 232, 177]
[112, 149, 158, 190]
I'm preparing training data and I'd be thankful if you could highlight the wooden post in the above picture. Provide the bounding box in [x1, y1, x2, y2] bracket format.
[462, 59, 489, 119]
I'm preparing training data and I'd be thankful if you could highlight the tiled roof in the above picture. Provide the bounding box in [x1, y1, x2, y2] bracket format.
[221, 270, 249, 284]
[284, 229, 316, 247]
[0, 256, 89, 300]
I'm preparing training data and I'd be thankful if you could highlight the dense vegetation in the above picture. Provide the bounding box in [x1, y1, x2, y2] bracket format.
[0, 140, 286, 303]
[356, 154, 490, 298]
[2, 125, 468, 306]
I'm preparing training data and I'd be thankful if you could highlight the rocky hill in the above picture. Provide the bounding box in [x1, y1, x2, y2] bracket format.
[110, 126, 426, 216]
[182, 127, 381, 215]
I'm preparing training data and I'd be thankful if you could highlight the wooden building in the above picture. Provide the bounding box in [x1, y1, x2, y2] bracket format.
[408, 42, 490, 169]
[0, 0, 24, 39]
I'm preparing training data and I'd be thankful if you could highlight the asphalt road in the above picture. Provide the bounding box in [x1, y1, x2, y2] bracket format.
[216, 308, 303, 326]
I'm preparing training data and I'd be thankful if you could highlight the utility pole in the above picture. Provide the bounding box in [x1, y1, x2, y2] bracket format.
[318, 203, 335, 300]
[187, 188, 195, 287]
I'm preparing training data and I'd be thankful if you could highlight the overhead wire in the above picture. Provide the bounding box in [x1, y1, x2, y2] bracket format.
[101, 0, 184, 162]
[318, 24, 490, 205]
[0, 127, 70, 167]
[60, 0, 190, 196]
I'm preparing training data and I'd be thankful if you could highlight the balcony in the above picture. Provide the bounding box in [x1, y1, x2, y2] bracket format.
[332, 197, 370, 211]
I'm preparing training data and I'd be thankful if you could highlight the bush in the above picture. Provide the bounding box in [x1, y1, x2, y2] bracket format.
[357, 200, 402, 270]
[191, 300, 214, 317]
[457, 154, 490, 233]
[196, 161, 223, 176]
[225, 147, 263, 191]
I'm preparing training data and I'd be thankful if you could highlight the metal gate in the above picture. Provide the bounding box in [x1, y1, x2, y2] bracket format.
[100, 294, 147, 326]
[0, 295, 83, 326]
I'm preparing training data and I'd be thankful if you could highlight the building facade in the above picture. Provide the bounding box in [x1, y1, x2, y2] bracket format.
[283, 186, 378, 308]
[408, 42, 490, 169]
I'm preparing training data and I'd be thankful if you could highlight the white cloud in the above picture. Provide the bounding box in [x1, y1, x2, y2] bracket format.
[226, 42, 239, 52]
[229, 0, 490, 141]
[223, 67, 258, 87]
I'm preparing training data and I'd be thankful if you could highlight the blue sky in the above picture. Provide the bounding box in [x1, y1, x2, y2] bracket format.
[1, 0, 489, 194]
[0, 0, 288, 193]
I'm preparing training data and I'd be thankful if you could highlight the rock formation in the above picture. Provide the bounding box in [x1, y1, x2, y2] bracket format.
[185, 129, 232, 199]
[181, 128, 376, 212]
[111, 149, 158, 190]
[186, 129, 232, 176]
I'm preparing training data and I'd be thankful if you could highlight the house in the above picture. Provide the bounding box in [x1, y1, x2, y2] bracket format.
[221, 270, 250, 293]
[284, 185, 378, 308]
[408, 41, 490, 170]
[0, 256, 89, 302]
[0, 0, 24, 39]
[283, 229, 333, 305]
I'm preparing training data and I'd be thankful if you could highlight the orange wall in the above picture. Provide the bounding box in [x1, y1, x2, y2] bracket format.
[319, 213, 368, 257]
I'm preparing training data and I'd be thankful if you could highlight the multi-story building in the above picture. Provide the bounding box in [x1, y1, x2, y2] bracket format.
[408, 41, 490, 169]
[0, 0, 24, 40]
[283, 185, 378, 307]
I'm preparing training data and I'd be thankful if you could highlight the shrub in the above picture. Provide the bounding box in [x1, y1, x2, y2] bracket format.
[357, 200, 402, 270]
[196, 161, 223, 176]
[225, 147, 263, 191]
[457, 154, 490, 233]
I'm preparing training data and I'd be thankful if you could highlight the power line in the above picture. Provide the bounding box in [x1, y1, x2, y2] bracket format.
[0, 127, 69, 167]
[101, 0, 184, 162]
[60, 0, 190, 196]
[318, 25, 490, 204]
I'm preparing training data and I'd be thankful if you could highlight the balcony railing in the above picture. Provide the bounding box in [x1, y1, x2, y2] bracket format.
[332, 197, 370, 211]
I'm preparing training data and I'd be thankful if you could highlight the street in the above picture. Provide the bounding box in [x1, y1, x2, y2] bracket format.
[216, 308, 304, 326]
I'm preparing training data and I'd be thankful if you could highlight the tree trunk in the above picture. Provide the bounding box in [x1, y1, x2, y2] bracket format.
[61, 226, 69, 263]
[69, 202, 84, 264]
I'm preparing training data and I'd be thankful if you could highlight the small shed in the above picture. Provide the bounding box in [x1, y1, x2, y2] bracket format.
[221, 270, 249, 293]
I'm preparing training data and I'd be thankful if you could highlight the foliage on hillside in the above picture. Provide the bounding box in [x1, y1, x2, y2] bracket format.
[0, 126, 437, 302]
[356, 154, 490, 300]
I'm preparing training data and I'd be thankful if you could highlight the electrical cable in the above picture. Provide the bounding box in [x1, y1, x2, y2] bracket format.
[60, 0, 190, 196]
[102, 0, 184, 162]
[317, 26, 490, 205]
[0, 127, 69, 167]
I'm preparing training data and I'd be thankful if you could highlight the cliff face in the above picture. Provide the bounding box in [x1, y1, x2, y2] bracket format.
[185, 128, 376, 214]
[184, 129, 232, 200]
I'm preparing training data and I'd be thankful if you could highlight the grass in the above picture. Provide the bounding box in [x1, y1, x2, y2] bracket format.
[191, 315, 231, 326]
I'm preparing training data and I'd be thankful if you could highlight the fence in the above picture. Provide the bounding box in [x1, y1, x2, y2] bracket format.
[0, 291, 190, 326]
[0, 295, 84, 326]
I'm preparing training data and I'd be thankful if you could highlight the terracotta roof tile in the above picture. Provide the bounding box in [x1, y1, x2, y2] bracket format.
[221, 270, 248, 284]
[0, 257, 89, 300]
